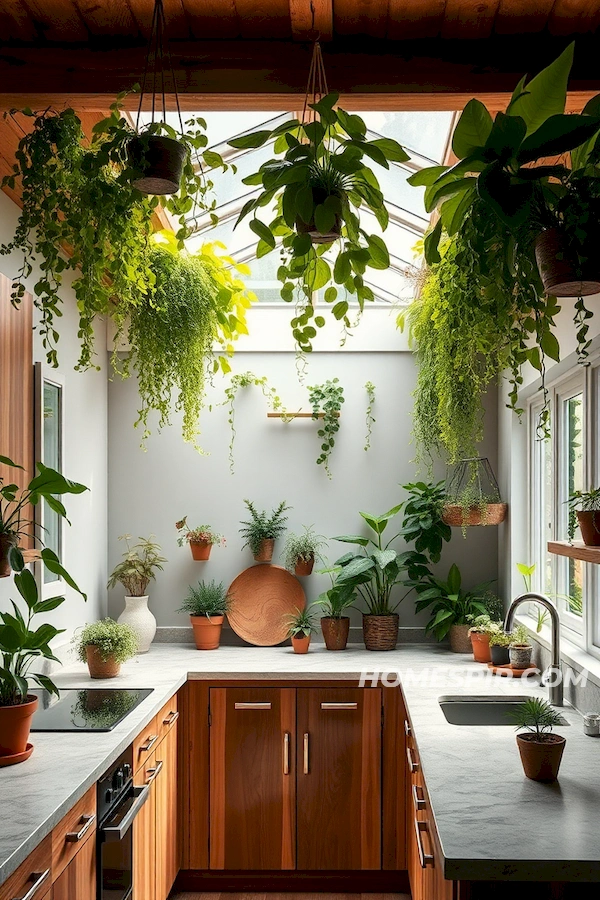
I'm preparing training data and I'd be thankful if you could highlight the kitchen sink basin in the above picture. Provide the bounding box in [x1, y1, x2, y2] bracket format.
[439, 695, 569, 726]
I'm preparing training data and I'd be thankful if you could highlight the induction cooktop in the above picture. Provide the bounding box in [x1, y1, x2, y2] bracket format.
[30, 688, 153, 732]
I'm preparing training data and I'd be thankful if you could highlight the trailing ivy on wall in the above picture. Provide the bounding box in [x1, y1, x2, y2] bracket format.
[219, 372, 286, 474]
[364, 381, 376, 451]
[308, 378, 344, 478]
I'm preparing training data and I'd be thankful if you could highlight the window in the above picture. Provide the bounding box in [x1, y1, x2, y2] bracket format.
[35, 364, 65, 598]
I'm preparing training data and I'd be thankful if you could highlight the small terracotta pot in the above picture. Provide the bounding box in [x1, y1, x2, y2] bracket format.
[517, 733, 566, 782]
[490, 644, 510, 666]
[576, 510, 600, 547]
[190, 540, 212, 561]
[254, 538, 275, 562]
[535, 227, 600, 298]
[86, 646, 121, 679]
[0, 533, 17, 578]
[449, 624, 472, 653]
[510, 644, 533, 669]
[191, 614, 224, 650]
[470, 632, 491, 663]
[295, 555, 315, 577]
[0, 695, 38, 757]
[128, 134, 187, 196]
[363, 614, 399, 651]
[292, 634, 311, 654]
[321, 616, 350, 651]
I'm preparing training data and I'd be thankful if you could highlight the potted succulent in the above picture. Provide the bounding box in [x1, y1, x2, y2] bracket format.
[239, 499, 290, 562]
[489, 626, 512, 666]
[74, 619, 138, 679]
[107, 535, 166, 653]
[467, 614, 494, 663]
[285, 607, 317, 654]
[414, 563, 492, 652]
[315, 581, 355, 651]
[509, 623, 534, 670]
[566, 487, 600, 546]
[511, 697, 566, 782]
[283, 526, 327, 577]
[176, 516, 225, 561]
[178, 580, 230, 650]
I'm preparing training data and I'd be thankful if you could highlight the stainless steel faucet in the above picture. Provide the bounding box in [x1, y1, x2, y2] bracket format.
[504, 593, 563, 707]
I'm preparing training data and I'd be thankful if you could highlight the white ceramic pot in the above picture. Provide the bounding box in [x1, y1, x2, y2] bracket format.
[117, 595, 156, 654]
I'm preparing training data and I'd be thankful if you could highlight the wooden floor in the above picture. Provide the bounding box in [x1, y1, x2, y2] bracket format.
[170, 894, 410, 900]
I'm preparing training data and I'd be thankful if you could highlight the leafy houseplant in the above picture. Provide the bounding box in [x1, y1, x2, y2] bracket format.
[509, 623, 534, 670]
[175, 517, 225, 561]
[400, 481, 451, 565]
[443, 458, 507, 533]
[510, 697, 566, 782]
[239, 499, 290, 562]
[414, 563, 491, 652]
[467, 614, 494, 663]
[517, 562, 550, 632]
[488, 625, 513, 666]
[315, 579, 355, 651]
[308, 378, 344, 477]
[282, 526, 327, 577]
[285, 606, 317, 654]
[566, 487, 600, 545]
[107, 535, 166, 653]
[230, 92, 408, 353]
[74, 619, 138, 679]
[178, 580, 230, 650]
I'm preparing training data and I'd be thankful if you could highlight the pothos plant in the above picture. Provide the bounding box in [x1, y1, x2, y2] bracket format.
[217, 372, 286, 473]
[308, 378, 344, 478]
[229, 92, 408, 353]
[364, 381, 376, 451]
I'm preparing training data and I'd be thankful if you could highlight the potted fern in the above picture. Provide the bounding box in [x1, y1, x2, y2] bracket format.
[74, 620, 138, 679]
[239, 499, 290, 562]
[511, 698, 566, 782]
[178, 580, 230, 650]
[283, 526, 327, 577]
[107, 535, 166, 653]
[176, 517, 225, 560]
[285, 606, 317, 654]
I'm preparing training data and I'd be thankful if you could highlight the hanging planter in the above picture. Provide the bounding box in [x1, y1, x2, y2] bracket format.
[443, 457, 507, 530]
[535, 227, 600, 298]
[128, 133, 187, 196]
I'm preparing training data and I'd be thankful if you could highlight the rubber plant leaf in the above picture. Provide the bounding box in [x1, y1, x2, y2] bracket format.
[452, 99, 493, 159]
[506, 42, 574, 136]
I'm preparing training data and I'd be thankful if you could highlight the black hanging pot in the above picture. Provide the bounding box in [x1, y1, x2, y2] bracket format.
[535, 227, 600, 298]
[295, 187, 342, 245]
[128, 134, 187, 196]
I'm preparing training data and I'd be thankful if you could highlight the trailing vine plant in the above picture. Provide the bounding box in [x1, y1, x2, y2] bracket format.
[308, 378, 344, 478]
[364, 381, 376, 451]
[219, 373, 286, 473]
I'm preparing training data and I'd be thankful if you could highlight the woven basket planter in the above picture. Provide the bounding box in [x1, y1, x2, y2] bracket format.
[363, 614, 399, 651]
[442, 503, 507, 527]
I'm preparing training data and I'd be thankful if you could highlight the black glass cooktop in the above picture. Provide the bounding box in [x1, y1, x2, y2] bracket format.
[30, 688, 153, 732]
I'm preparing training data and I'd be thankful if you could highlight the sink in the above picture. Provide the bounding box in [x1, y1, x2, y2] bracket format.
[439, 695, 570, 726]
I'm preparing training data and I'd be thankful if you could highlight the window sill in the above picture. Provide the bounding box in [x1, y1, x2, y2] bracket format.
[516, 612, 600, 692]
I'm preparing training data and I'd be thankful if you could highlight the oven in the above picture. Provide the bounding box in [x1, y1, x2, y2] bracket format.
[97, 748, 149, 900]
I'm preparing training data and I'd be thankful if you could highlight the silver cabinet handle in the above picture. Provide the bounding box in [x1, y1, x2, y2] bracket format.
[320, 702, 358, 710]
[303, 733, 309, 774]
[234, 701, 271, 710]
[162, 710, 179, 726]
[139, 734, 158, 753]
[66, 813, 96, 842]
[404, 719, 412, 736]
[406, 746, 420, 773]
[11, 868, 50, 900]
[145, 759, 164, 784]
[414, 818, 434, 869]
[101, 785, 150, 842]
[283, 732, 290, 775]
[412, 784, 426, 812]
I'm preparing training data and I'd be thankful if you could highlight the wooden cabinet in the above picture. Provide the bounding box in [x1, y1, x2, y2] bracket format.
[51, 784, 96, 881]
[0, 836, 52, 900]
[133, 750, 158, 900]
[296, 688, 381, 870]
[51, 831, 95, 900]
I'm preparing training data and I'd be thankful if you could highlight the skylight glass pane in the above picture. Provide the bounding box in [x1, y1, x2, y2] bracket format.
[360, 111, 454, 163]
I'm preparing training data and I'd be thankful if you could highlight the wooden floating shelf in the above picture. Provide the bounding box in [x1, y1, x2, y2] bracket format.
[548, 540, 600, 564]
[267, 412, 341, 419]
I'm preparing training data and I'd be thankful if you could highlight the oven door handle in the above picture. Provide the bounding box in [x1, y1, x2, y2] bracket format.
[100, 785, 150, 842]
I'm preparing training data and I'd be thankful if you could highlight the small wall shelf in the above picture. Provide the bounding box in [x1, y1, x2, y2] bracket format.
[267, 412, 341, 419]
[548, 540, 600, 564]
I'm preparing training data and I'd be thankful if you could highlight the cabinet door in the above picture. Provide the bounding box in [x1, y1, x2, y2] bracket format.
[209, 687, 296, 870]
[52, 834, 96, 900]
[296, 688, 382, 870]
[133, 750, 157, 900]
[155, 718, 178, 900]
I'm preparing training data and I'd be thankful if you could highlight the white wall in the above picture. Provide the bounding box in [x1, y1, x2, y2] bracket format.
[0, 189, 108, 658]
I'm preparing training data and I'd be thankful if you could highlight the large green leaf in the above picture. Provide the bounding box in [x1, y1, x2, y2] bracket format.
[332, 534, 370, 546]
[372, 548, 397, 570]
[452, 99, 493, 159]
[507, 42, 574, 136]
[518, 114, 600, 164]
[407, 165, 447, 187]
[484, 112, 527, 161]
[228, 130, 272, 150]
[14, 569, 38, 610]
[369, 137, 409, 163]
[249, 218, 276, 249]
[447, 563, 462, 595]
[40, 548, 87, 599]
[423, 219, 443, 266]
[366, 235, 390, 270]
[0, 455, 23, 469]
[335, 557, 375, 583]
[28, 464, 87, 500]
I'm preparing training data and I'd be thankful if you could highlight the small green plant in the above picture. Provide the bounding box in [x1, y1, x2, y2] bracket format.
[511, 623, 532, 648]
[364, 381, 376, 451]
[107, 535, 166, 597]
[488, 626, 512, 648]
[239, 500, 290, 556]
[414, 563, 492, 641]
[467, 614, 493, 635]
[400, 481, 451, 565]
[178, 580, 230, 619]
[285, 606, 318, 639]
[219, 372, 286, 473]
[516, 562, 550, 632]
[566, 487, 600, 540]
[308, 378, 344, 477]
[510, 697, 564, 742]
[315, 581, 356, 619]
[175, 518, 225, 548]
[74, 619, 138, 664]
[282, 526, 327, 571]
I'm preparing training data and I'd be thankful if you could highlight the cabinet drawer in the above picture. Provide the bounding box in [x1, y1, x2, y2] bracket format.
[157, 693, 179, 743]
[0, 835, 52, 900]
[133, 714, 159, 774]
[51, 784, 96, 880]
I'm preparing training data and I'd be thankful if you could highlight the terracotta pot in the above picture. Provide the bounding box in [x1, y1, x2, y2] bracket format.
[0, 695, 38, 757]
[510, 644, 533, 669]
[0, 533, 17, 578]
[128, 134, 187, 195]
[517, 733, 566, 782]
[363, 614, 399, 651]
[292, 634, 311, 654]
[86, 646, 121, 679]
[191, 614, 224, 650]
[449, 624, 472, 654]
[442, 503, 507, 527]
[254, 538, 275, 562]
[535, 227, 600, 298]
[321, 616, 350, 651]
[294, 555, 314, 577]
[490, 644, 510, 666]
[576, 510, 600, 547]
[190, 540, 212, 561]
[470, 632, 491, 663]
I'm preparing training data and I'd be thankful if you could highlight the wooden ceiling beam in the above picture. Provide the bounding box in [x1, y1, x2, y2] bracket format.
[494, 0, 555, 35]
[387, 0, 446, 39]
[548, 0, 600, 36]
[442, 0, 501, 40]
[289, 0, 333, 41]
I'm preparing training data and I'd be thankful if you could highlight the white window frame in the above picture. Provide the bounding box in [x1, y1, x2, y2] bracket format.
[34, 363, 65, 600]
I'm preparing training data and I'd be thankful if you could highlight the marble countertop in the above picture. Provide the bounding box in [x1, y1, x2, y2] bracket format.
[0, 643, 597, 885]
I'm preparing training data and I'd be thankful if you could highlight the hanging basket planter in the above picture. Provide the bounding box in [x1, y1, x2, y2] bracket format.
[535, 227, 600, 298]
[295, 188, 342, 244]
[128, 134, 186, 196]
[442, 503, 508, 527]
[443, 457, 507, 531]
